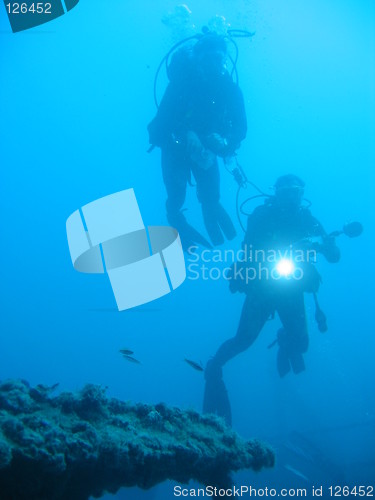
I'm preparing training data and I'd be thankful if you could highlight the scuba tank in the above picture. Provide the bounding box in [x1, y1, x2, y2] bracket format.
[153, 27, 255, 109]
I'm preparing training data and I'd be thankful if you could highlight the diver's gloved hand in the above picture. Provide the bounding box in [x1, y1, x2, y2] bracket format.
[294, 238, 320, 260]
[205, 133, 229, 157]
[320, 235, 341, 263]
[304, 235, 340, 263]
[186, 131, 216, 170]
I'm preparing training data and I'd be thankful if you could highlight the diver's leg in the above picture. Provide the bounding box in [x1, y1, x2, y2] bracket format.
[192, 160, 236, 245]
[203, 295, 272, 425]
[212, 295, 272, 367]
[161, 146, 188, 217]
[276, 292, 309, 376]
[162, 148, 211, 250]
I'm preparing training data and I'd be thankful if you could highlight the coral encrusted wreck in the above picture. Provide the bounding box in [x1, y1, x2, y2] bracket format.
[0, 380, 274, 499]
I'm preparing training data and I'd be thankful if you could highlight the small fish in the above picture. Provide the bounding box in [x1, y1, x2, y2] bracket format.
[122, 354, 141, 365]
[184, 358, 204, 372]
[284, 464, 309, 482]
[119, 349, 134, 356]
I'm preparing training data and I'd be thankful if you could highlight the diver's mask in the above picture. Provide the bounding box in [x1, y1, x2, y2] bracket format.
[198, 49, 227, 78]
[274, 184, 304, 208]
[194, 34, 228, 78]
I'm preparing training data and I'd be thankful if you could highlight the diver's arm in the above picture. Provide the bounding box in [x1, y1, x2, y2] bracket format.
[203, 84, 247, 158]
[315, 236, 341, 263]
[148, 47, 194, 148]
[225, 84, 247, 155]
[309, 216, 341, 263]
[242, 206, 268, 249]
[147, 83, 184, 148]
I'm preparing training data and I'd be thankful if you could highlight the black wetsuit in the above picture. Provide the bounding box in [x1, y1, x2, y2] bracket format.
[216, 201, 339, 370]
[148, 48, 247, 246]
[204, 200, 340, 424]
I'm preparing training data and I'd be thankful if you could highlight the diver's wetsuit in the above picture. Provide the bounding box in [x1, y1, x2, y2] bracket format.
[148, 47, 247, 247]
[204, 200, 340, 424]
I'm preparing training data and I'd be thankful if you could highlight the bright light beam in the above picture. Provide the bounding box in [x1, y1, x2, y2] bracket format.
[276, 258, 295, 277]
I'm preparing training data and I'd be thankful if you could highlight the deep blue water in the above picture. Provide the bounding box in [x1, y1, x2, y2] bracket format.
[0, 0, 374, 498]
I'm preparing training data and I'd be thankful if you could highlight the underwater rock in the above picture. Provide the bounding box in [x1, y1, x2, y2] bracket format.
[0, 380, 274, 499]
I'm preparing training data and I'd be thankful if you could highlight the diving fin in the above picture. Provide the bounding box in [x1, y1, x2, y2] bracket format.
[202, 203, 236, 246]
[215, 203, 237, 241]
[276, 328, 306, 376]
[202, 211, 224, 246]
[289, 351, 306, 374]
[167, 211, 212, 251]
[277, 347, 291, 378]
[181, 222, 212, 250]
[313, 293, 328, 332]
[203, 360, 232, 426]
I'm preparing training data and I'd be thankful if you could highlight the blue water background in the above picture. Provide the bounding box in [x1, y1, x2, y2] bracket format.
[0, 0, 374, 497]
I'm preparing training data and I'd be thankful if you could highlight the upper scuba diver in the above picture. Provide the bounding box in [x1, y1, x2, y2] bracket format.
[148, 31, 247, 250]
[203, 174, 344, 426]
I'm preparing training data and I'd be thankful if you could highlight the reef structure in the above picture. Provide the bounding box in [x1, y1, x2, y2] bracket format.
[0, 380, 274, 499]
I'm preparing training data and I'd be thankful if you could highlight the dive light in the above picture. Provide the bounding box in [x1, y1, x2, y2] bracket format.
[275, 258, 295, 278]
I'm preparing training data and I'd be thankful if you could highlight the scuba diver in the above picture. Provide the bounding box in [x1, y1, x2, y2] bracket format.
[148, 31, 248, 250]
[203, 174, 342, 426]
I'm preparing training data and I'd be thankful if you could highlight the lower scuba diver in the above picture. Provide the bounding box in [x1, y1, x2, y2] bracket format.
[148, 31, 247, 250]
[203, 174, 341, 426]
